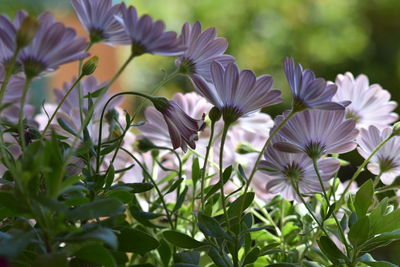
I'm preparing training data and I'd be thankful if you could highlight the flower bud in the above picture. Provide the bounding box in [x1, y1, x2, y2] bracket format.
[209, 106, 221, 122]
[137, 137, 157, 152]
[16, 16, 39, 48]
[392, 122, 400, 136]
[82, 56, 99, 76]
[151, 96, 169, 112]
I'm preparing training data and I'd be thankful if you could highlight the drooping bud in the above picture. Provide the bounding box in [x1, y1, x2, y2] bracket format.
[82, 56, 99, 76]
[137, 137, 157, 152]
[16, 16, 39, 49]
[151, 96, 170, 112]
[392, 122, 400, 136]
[209, 106, 221, 122]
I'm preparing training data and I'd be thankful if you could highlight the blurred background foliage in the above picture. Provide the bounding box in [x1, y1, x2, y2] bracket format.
[1, 0, 400, 263]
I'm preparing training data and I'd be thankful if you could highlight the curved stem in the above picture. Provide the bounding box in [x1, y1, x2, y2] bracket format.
[42, 74, 84, 135]
[237, 110, 296, 221]
[338, 134, 394, 204]
[120, 147, 175, 229]
[200, 120, 216, 210]
[312, 158, 351, 257]
[18, 77, 32, 151]
[95, 91, 154, 172]
[219, 122, 231, 229]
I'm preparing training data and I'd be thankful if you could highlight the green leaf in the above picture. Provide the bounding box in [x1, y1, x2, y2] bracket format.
[354, 179, 373, 217]
[33, 253, 68, 267]
[118, 228, 159, 255]
[191, 157, 201, 185]
[0, 191, 29, 217]
[317, 236, 348, 264]
[105, 189, 133, 203]
[119, 182, 154, 193]
[370, 208, 400, 235]
[158, 239, 171, 267]
[174, 251, 200, 265]
[62, 227, 118, 250]
[361, 230, 400, 251]
[266, 263, 300, 267]
[359, 253, 398, 267]
[67, 198, 124, 220]
[104, 165, 115, 190]
[197, 213, 230, 239]
[0, 231, 35, 258]
[243, 247, 260, 265]
[207, 247, 231, 267]
[83, 86, 107, 98]
[204, 166, 232, 200]
[173, 186, 188, 213]
[74, 243, 116, 267]
[227, 192, 255, 218]
[348, 216, 370, 247]
[324, 203, 336, 220]
[163, 230, 206, 249]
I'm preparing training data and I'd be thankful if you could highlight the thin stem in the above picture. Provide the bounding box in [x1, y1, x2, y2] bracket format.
[95, 91, 153, 173]
[200, 120, 216, 210]
[120, 147, 175, 229]
[0, 47, 20, 107]
[18, 77, 32, 151]
[237, 110, 297, 222]
[218, 122, 231, 230]
[338, 134, 394, 204]
[312, 158, 351, 257]
[41, 74, 84, 135]
[373, 171, 383, 188]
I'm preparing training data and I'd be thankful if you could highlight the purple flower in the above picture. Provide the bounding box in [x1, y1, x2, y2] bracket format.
[19, 12, 88, 77]
[72, 0, 129, 45]
[191, 61, 282, 123]
[0, 11, 27, 64]
[273, 109, 358, 159]
[115, 4, 185, 56]
[357, 126, 400, 185]
[333, 72, 398, 129]
[152, 97, 205, 152]
[284, 57, 344, 111]
[176, 21, 234, 82]
[260, 143, 340, 202]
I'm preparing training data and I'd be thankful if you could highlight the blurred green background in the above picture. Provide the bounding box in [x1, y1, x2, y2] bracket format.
[2, 0, 400, 263]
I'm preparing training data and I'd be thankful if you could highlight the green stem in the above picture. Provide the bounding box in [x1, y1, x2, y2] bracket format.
[41, 74, 84, 135]
[0, 47, 20, 107]
[120, 147, 175, 229]
[18, 77, 32, 151]
[200, 120, 216, 210]
[338, 134, 394, 204]
[219, 122, 231, 230]
[312, 158, 351, 257]
[237, 110, 296, 223]
[373, 171, 383, 188]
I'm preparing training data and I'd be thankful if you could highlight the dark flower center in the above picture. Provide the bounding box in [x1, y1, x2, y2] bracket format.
[22, 57, 46, 78]
[131, 42, 147, 57]
[305, 141, 326, 159]
[292, 97, 308, 112]
[346, 109, 361, 123]
[221, 106, 242, 124]
[283, 162, 305, 181]
[378, 156, 398, 173]
[178, 58, 196, 75]
[89, 28, 106, 43]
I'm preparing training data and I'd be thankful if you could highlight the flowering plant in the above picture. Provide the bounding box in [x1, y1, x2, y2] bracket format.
[1, 1, 400, 266]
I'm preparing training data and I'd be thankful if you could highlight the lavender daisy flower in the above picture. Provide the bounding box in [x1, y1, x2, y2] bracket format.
[139, 92, 211, 150]
[176, 21, 234, 81]
[259, 143, 340, 202]
[284, 57, 344, 111]
[273, 109, 358, 159]
[19, 12, 88, 77]
[72, 0, 129, 45]
[333, 72, 398, 128]
[152, 96, 206, 152]
[191, 61, 282, 123]
[0, 11, 27, 64]
[357, 126, 400, 185]
[115, 4, 185, 56]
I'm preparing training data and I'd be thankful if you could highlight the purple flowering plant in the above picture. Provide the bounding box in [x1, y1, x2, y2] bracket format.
[0, 1, 400, 267]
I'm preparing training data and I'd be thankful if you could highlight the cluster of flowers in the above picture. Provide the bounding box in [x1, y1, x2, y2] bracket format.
[0, 0, 399, 205]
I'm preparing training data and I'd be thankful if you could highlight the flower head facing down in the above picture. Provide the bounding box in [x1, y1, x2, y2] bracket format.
[284, 57, 344, 111]
[273, 109, 358, 159]
[19, 12, 88, 77]
[259, 142, 340, 202]
[176, 21, 234, 81]
[72, 0, 129, 45]
[333, 72, 398, 129]
[357, 126, 400, 185]
[151, 96, 205, 152]
[116, 4, 185, 56]
[191, 61, 282, 123]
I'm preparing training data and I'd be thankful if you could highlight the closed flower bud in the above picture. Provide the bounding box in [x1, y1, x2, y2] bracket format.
[82, 56, 99, 76]
[137, 137, 157, 152]
[392, 122, 400, 136]
[16, 15, 39, 48]
[209, 106, 221, 122]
